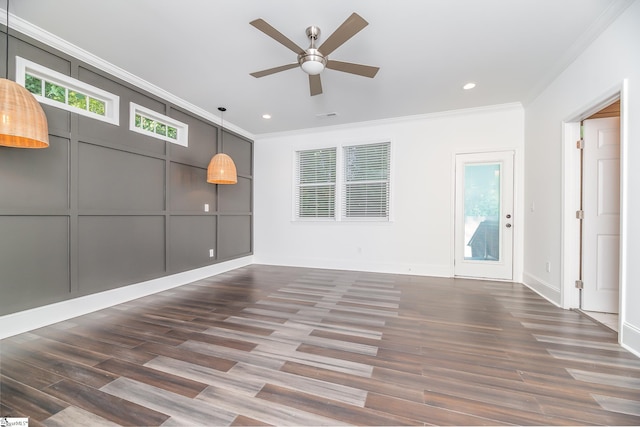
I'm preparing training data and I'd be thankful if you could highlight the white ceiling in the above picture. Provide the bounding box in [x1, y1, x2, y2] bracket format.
[10, 0, 631, 136]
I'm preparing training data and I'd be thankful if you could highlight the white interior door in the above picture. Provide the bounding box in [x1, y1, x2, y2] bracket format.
[582, 117, 620, 313]
[455, 151, 514, 280]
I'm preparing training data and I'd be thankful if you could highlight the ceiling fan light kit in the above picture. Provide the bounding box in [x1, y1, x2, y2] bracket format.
[299, 50, 326, 75]
[250, 13, 379, 96]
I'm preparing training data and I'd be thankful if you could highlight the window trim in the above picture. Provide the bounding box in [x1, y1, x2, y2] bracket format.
[292, 140, 393, 222]
[129, 103, 189, 147]
[16, 56, 120, 125]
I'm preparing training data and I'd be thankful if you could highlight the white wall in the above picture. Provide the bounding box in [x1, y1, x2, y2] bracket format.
[524, 1, 640, 354]
[254, 104, 524, 279]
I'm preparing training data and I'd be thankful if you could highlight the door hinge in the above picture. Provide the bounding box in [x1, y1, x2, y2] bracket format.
[576, 210, 584, 220]
[576, 139, 584, 149]
[575, 279, 584, 289]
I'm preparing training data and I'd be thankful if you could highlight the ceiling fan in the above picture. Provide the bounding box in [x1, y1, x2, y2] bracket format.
[249, 13, 380, 96]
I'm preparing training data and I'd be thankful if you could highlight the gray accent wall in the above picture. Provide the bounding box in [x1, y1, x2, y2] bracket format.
[0, 28, 253, 315]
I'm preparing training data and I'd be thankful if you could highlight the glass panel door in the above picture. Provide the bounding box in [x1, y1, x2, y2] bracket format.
[455, 151, 514, 280]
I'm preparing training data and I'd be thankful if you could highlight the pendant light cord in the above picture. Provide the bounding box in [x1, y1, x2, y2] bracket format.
[218, 106, 226, 151]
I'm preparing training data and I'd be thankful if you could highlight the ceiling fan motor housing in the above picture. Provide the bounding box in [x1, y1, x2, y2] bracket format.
[298, 26, 326, 75]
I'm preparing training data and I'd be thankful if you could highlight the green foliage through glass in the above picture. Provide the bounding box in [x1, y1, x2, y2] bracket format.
[155, 122, 167, 136]
[45, 81, 65, 103]
[25, 73, 42, 95]
[68, 91, 87, 110]
[88, 98, 106, 116]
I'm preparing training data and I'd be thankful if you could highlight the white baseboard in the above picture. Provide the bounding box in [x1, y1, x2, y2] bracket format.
[522, 272, 562, 307]
[255, 256, 452, 278]
[0, 257, 253, 339]
[621, 321, 640, 358]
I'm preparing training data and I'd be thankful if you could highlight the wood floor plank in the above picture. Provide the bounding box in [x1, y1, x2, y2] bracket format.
[281, 360, 425, 403]
[94, 358, 209, 398]
[366, 391, 510, 426]
[42, 405, 121, 427]
[28, 326, 157, 365]
[0, 375, 68, 421]
[1, 344, 118, 389]
[100, 377, 236, 426]
[144, 355, 265, 395]
[197, 384, 349, 426]
[258, 383, 422, 426]
[231, 415, 274, 426]
[0, 353, 65, 390]
[423, 389, 595, 426]
[228, 361, 368, 406]
[44, 378, 170, 426]
[135, 341, 237, 372]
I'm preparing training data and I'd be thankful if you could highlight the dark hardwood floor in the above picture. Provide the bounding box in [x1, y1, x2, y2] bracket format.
[1, 265, 639, 426]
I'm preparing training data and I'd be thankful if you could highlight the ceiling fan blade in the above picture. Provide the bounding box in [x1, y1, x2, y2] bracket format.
[309, 74, 322, 96]
[250, 63, 299, 78]
[326, 60, 379, 78]
[250, 19, 305, 55]
[318, 13, 368, 56]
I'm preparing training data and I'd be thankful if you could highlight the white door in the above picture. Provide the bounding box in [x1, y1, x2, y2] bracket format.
[455, 151, 514, 280]
[582, 117, 620, 313]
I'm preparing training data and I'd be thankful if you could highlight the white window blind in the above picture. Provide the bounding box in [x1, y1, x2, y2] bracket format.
[295, 148, 337, 219]
[342, 142, 390, 219]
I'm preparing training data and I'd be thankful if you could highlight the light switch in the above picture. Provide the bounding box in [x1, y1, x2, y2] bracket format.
[209, 249, 214, 258]
[204, 203, 209, 212]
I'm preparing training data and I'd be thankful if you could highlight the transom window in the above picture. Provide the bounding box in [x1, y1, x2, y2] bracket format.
[16, 57, 119, 125]
[294, 141, 391, 221]
[129, 103, 189, 147]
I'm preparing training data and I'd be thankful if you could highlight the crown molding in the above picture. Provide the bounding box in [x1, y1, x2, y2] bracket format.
[2, 12, 254, 140]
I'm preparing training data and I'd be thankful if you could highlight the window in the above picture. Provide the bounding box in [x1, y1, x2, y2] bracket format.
[17, 57, 119, 125]
[294, 141, 391, 221]
[342, 142, 391, 219]
[130, 103, 189, 147]
[295, 148, 336, 219]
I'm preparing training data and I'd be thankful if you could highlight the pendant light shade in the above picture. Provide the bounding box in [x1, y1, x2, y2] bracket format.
[207, 107, 237, 184]
[207, 153, 237, 184]
[0, 78, 49, 148]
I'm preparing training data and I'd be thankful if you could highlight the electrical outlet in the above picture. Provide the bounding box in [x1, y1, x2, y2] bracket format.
[209, 249, 214, 258]
[204, 203, 209, 212]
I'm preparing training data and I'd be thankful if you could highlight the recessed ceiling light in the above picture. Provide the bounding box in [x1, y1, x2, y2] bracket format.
[463, 82, 476, 90]
[262, 114, 271, 119]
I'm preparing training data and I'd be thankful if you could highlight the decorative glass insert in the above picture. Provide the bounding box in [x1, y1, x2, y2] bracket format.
[130, 103, 188, 147]
[17, 57, 119, 125]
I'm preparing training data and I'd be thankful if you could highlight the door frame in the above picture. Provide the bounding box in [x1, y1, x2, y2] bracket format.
[561, 80, 628, 338]
[451, 148, 523, 282]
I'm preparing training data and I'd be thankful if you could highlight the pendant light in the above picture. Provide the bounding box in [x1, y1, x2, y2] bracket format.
[0, 0, 49, 148]
[207, 107, 237, 184]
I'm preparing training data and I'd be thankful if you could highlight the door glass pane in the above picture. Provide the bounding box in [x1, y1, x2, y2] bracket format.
[464, 163, 500, 261]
